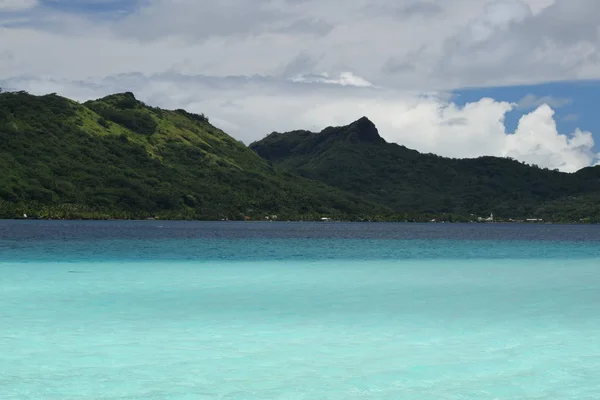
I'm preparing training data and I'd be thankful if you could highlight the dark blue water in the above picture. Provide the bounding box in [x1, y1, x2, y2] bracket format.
[1, 221, 600, 262]
[3, 220, 600, 240]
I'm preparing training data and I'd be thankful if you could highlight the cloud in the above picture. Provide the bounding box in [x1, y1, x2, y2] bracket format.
[0, 0, 37, 11]
[516, 93, 572, 110]
[364, 1, 443, 19]
[0, 0, 599, 173]
[504, 105, 595, 172]
[562, 113, 579, 122]
[290, 72, 374, 87]
[1, 0, 599, 90]
[399, 2, 443, 17]
[358, 96, 597, 173]
[433, 0, 600, 88]
[2, 73, 597, 173]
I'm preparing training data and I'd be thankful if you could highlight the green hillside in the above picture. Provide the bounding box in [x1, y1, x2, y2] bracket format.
[0, 91, 387, 220]
[250, 117, 600, 222]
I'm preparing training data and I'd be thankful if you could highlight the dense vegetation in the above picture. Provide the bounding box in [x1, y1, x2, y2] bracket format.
[250, 117, 600, 222]
[2, 90, 599, 222]
[0, 91, 387, 220]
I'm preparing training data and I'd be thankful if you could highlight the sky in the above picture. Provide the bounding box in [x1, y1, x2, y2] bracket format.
[1, 0, 600, 172]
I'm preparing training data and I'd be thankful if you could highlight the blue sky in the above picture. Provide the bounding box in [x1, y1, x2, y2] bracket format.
[1, 0, 599, 172]
[38, 0, 142, 15]
[454, 80, 600, 138]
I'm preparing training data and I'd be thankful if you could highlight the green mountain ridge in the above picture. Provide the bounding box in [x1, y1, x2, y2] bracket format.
[2, 89, 600, 222]
[0, 90, 387, 220]
[250, 117, 600, 222]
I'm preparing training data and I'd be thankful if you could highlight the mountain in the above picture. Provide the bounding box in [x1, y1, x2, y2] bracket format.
[250, 117, 600, 222]
[3, 90, 599, 222]
[0, 91, 387, 220]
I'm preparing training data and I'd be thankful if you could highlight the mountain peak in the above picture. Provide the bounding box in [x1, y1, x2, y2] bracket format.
[347, 116, 384, 143]
[94, 92, 143, 109]
[99, 92, 136, 101]
[352, 116, 374, 125]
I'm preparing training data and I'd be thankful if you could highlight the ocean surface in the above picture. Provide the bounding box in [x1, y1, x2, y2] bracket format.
[1, 221, 600, 399]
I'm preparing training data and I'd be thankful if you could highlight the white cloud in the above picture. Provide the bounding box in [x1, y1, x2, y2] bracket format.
[0, 0, 37, 11]
[2, 74, 597, 173]
[430, 0, 600, 88]
[0, 0, 599, 172]
[1, 0, 599, 89]
[524, 0, 555, 14]
[504, 105, 596, 172]
[466, 0, 532, 44]
[290, 72, 374, 87]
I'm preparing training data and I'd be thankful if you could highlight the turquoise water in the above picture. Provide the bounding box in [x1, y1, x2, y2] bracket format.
[2, 221, 600, 399]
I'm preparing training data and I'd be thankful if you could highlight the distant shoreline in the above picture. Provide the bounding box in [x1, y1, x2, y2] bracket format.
[1, 217, 594, 224]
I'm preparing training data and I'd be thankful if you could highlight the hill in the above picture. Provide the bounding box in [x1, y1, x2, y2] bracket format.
[0, 91, 387, 220]
[250, 117, 600, 222]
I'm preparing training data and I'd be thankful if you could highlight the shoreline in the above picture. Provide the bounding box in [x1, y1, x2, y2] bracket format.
[1, 217, 595, 224]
